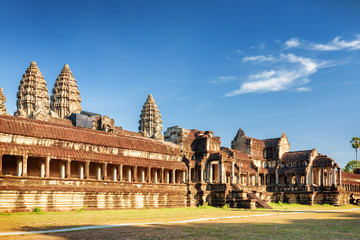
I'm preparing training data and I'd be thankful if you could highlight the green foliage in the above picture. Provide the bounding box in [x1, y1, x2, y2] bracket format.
[76, 205, 88, 212]
[198, 202, 213, 209]
[350, 137, 360, 150]
[32, 207, 43, 214]
[343, 160, 357, 172]
[221, 204, 229, 210]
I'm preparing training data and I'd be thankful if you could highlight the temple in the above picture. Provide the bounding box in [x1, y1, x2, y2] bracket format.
[0, 62, 359, 212]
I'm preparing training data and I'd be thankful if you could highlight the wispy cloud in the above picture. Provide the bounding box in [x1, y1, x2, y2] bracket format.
[284, 35, 360, 51]
[211, 75, 238, 84]
[311, 35, 360, 51]
[285, 38, 301, 48]
[242, 55, 275, 62]
[225, 54, 324, 97]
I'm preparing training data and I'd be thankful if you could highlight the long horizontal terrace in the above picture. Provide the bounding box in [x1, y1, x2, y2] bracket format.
[0, 153, 187, 184]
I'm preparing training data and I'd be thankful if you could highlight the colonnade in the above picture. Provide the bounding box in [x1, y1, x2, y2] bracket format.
[0, 154, 187, 184]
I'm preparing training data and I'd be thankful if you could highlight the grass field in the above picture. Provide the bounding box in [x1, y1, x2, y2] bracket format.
[0, 204, 359, 239]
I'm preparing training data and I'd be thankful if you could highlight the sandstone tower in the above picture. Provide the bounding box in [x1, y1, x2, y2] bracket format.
[50, 64, 82, 118]
[0, 88, 7, 115]
[14, 62, 56, 120]
[139, 94, 163, 140]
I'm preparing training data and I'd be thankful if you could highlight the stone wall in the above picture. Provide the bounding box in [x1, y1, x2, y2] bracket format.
[0, 177, 189, 212]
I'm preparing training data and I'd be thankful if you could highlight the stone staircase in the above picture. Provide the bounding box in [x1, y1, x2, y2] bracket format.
[230, 183, 272, 209]
[247, 191, 272, 209]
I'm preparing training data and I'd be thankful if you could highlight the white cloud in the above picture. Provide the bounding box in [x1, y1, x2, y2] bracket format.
[249, 70, 276, 80]
[242, 55, 275, 62]
[285, 38, 301, 48]
[225, 54, 322, 96]
[311, 35, 360, 51]
[211, 75, 237, 84]
[295, 87, 312, 92]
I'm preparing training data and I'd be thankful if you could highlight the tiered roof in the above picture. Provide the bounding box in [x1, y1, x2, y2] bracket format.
[50, 64, 82, 118]
[139, 94, 163, 140]
[14, 62, 55, 120]
[0, 88, 6, 115]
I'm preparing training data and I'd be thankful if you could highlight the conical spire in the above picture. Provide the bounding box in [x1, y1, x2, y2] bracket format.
[50, 64, 82, 118]
[0, 88, 7, 115]
[14, 62, 54, 120]
[139, 94, 163, 140]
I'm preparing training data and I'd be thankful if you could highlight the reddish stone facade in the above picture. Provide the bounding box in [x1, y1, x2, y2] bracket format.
[0, 62, 359, 212]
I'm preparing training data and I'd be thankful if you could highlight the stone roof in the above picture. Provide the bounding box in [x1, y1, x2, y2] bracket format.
[313, 154, 337, 167]
[281, 150, 313, 162]
[263, 138, 280, 147]
[342, 171, 360, 185]
[0, 115, 181, 156]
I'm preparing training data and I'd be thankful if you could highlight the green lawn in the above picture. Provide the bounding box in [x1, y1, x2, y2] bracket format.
[0, 205, 359, 240]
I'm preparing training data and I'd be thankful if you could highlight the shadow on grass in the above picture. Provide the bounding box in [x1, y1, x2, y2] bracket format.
[5, 212, 360, 240]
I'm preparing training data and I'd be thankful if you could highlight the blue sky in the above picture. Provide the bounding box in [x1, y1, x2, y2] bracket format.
[0, 0, 359, 167]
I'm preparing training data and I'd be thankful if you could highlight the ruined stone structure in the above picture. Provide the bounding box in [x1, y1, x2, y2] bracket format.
[0, 88, 6, 115]
[0, 62, 359, 212]
[139, 94, 163, 140]
[50, 64, 82, 118]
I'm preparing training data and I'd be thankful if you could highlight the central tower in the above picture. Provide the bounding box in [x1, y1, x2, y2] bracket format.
[50, 64, 82, 118]
[139, 94, 163, 140]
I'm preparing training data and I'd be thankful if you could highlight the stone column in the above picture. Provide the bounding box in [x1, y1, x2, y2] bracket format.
[85, 161, 90, 179]
[338, 168, 342, 186]
[147, 167, 151, 183]
[231, 162, 235, 184]
[119, 165, 123, 181]
[182, 170, 186, 183]
[66, 160, 71, 178]
[16, 157, 23, 176]
[172, 169, 176, 184]
[332, 167, 336, 186]
[275, 170, 279, 185]
[112, 166, 117, 181]
[134, 166, 138, 182]
[218, 161, 222, 184]
[141, 168, 145, 183]
[328, 168, 332, 186]
[238, 171, 241, 184]
[79, 163, 85, 179]
[161, 167, 164, 183]
[40, 160, 46, 177]
[60, 161, 66, 179]
[209, 164, 213, 183]
[247, 173, 250, 186]
[45, 156, 50, 177]
[187, 167, 191, 183]
[0, 153, 3, 175]
[22, 155, 28, 177]
[127, 167, 132, 182]
[319, 167, 323, 186]
[255, 172, 259, 186]
[96, 165, 102, 180]
[154, 169, 158, 183]
[166, 170, 170, 184]
[103, 163, 108, 180]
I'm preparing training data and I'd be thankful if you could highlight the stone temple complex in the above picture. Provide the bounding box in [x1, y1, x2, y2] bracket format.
[0, 61, 359, 212]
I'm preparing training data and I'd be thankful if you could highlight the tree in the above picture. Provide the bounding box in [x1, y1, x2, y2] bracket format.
[350, 137, 360, 168]
[343, 160, 357, 172]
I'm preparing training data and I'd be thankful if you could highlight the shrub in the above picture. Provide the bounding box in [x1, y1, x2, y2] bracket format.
[32, 207, 42, 214]
[76, 205, 88, 212]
